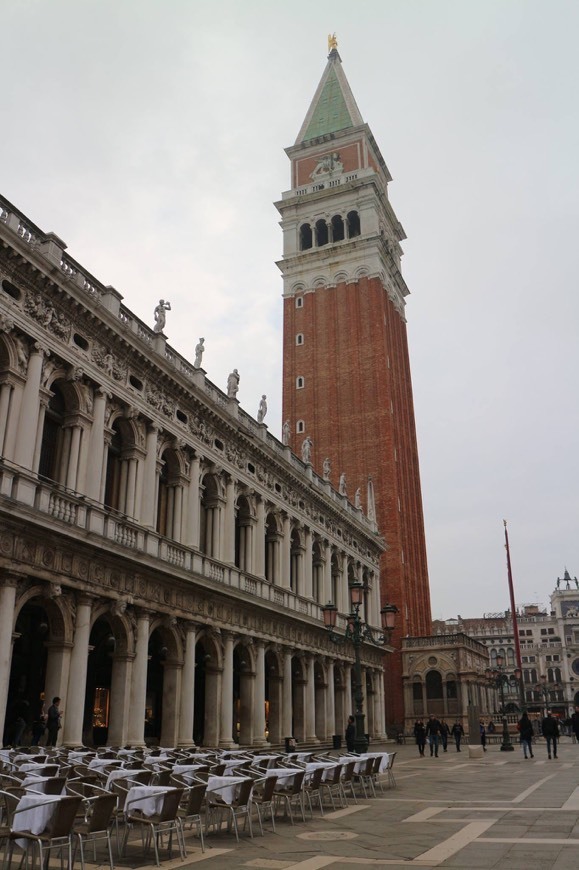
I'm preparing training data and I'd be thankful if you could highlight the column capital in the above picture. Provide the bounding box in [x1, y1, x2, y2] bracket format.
[76, 592, 96, 608]
[0, 569, 25, 589]
[32, 342, 50, 357]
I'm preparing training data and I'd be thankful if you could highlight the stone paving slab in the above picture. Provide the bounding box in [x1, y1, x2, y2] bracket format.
[80, 737, 579, 869]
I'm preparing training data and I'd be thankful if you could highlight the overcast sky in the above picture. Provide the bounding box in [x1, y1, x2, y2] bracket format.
[3, 0, 578, 620]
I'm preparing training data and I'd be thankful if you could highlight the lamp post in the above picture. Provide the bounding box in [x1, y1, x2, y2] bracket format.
[321, 583, 397, 754]
[535, 675, 561, 715]
[485, 653, 522, 752]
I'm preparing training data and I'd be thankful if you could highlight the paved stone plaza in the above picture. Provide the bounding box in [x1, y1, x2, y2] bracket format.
[102, 737, 579, 870]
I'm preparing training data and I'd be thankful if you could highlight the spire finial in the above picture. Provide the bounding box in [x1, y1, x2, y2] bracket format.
[327, 32, 338, 54]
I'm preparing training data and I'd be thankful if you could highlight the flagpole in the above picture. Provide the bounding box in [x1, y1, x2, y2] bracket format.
[504, 520, 525, 711]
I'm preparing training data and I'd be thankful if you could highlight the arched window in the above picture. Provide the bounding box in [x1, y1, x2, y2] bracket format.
[265, 513, 279, 584]
[296, 420, 305, 434]
[299, 223, 313, 251]
[312, 540, 323, 604]
[295, 333, 304, 346]
[103, 422, 122, 510]
[507, 648, 515, 666]
[290, 527, 302, 593]
[156, 448, 181, 538]
[315, 219, 329, 247]
[331, 553, 340, 605]
[426, 670, 443, 700]
[347, 210, 361, 238]
[331, 215, 345, 242]
[296, 376, 304, 389]
[235, 495, 253, 572]
[200, 474, 220, 557]
[38, 384, 66, 483]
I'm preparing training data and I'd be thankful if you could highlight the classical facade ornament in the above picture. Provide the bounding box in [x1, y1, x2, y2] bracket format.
[310, 151, 343, 180]
[153, 299, 171, 334]
[339, 473, 347, 496]
[282, 420, 291, 446]
[301, 436, 312, 465]
[257, 395, 267, 424]
[194, 337, 205, 368]
[227, 369, 240, 399]
[322, 457, 331, 481]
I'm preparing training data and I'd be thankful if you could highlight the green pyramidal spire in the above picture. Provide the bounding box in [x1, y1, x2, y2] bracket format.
[296, 49, 364, 144]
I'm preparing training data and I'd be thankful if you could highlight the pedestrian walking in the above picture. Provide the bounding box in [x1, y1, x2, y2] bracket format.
[541, 710, 559, 759]
[480, 719, 487, 752]
[571, 706, 579, 744]
[451, 720, 464, 752]
[345, 715, 356, 753]
[46, 697, 62, 747]
[413, 719, 426, 756]
[440, 719, 450, 752]
[517, 712, 534, 759]
[425, 714, 442, 757]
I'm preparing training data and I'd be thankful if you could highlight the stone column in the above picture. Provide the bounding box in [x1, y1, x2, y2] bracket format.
[219, 632, 235, 748]
[65, 423, 83, 491]
[282, 650, 293, 740]
[107, 653, 133, 746]
[185, 455, 201, 548]
[62, 595, 94, 746]
[281, 514, 291, 589]
[2, 379, 24, 461]
[141, 423, 159, 529]
[323, 542, 332, 605]
[127, 610, 150, 746]
[85, 389, 109, 500]
[253, 641, 267, 746]
[0, 572, 19, 742]
[340, 555, 350, 615]
[326, 659, 336, 739]
[14, 344, 46, 470]
[303, 528, 313, 599]
[254, 498, 265, 578]
[0, 382, 13, 453]
[305, 656, 318, 742]
[224, 477, 236, 564]
[178, 624, 197, 747]
[160, 659, 182, 748]
[345, 666, 353, 716]
[44, 641, 73, 746]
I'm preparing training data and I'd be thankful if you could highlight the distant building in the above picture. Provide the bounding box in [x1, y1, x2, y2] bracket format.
[432, 569, 579, 717]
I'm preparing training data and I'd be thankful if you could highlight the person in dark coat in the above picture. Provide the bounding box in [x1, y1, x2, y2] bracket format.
[440, 719, 450, 752]
[451, 720, 464, 752]
[541, 710, 559, 759]
[571, 706, 579, 744]
[46, 697, 62, 747]
[413, 719, 426, 756]
[425, 715, 442, 757]
[518, 712, 534, 759]
[479, 719, 487, 751]
[345, 715, 356, 753]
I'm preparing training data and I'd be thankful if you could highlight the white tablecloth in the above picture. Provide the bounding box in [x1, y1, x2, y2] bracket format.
[68, 751, 94, 764]
[21, 775, 51, 792]
[105, 768, 147, 790]
[171, 764, 207, 784]
[0, 749, 12, 764]
[13, 794, 61, 845]
[263, 767, 297, 785]
[18, 763, 53, 773]
[251, 755, 279, 769]
[143, 755, 170, 767]
[125, 786, 173, 817]
[88, 758, 123, 771]
[206, 775, 247, 804]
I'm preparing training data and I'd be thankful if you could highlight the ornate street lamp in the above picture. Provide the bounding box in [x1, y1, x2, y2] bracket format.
[321, 583, 397, 754]
[485, 654, 522, 752]
[534, 674, 562, 715]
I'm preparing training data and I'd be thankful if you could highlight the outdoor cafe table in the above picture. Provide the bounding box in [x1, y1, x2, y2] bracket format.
[262, 767, 298, 785]
[88, 758, 123, 772]
[338, 752, 389, 773]
[105, 768, 148, 790]
[21, 775, 52, 792]
[206, 775, 247, 804]
[125, 785, 174, 817]
[68, 751, 94, 764]
[305, 760, 342, 782]
[251, 755, 279, 769]
[13, 793, 62, 847]
[143, 755, 171, 767]
[18, 762, 55, 773]
[171, 764, 207, 784]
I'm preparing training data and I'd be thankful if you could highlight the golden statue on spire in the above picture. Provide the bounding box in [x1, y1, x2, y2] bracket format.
[327, 33, 338, 53]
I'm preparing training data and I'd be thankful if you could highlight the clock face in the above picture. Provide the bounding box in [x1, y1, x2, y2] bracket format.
[572, 658, 579, 676]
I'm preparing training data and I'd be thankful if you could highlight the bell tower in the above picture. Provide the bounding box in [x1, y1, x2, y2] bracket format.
[277, 45, 431, 725]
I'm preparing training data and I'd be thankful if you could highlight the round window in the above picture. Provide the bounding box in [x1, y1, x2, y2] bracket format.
[428, 656, 438, 666]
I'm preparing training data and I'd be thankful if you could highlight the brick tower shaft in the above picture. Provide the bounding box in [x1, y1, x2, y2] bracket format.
[277, 47, 431, 726]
